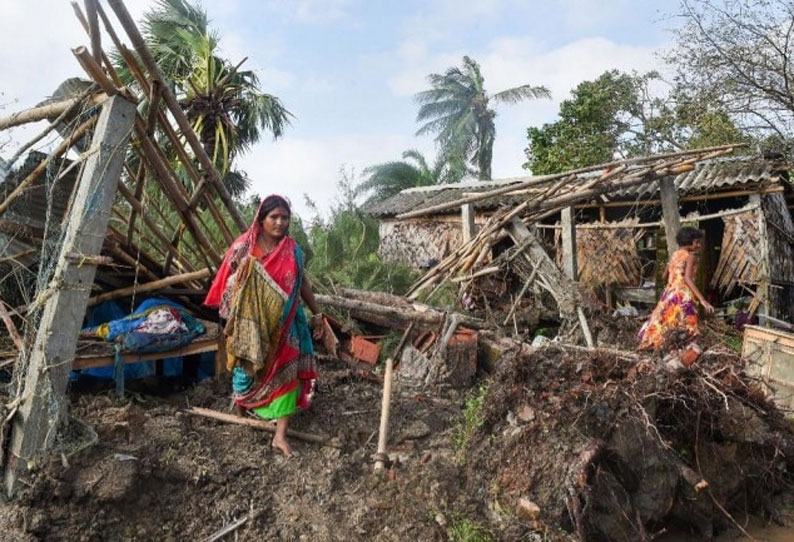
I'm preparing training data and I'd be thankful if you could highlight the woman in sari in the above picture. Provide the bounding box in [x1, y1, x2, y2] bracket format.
[205, 195, 323, 457]
[638, 227, 714, 350]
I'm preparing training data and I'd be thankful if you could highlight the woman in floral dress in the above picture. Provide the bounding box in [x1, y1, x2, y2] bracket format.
[638, 227, 714, 350]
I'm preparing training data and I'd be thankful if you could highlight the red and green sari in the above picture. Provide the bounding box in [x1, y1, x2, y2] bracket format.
[205, 200, 317, 419]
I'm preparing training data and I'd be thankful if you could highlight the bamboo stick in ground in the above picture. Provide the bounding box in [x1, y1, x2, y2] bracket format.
[187, 407, 339, 448]
[374, 324, 414, 471]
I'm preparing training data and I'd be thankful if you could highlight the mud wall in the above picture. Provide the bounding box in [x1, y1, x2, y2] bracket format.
[378, 219, 463, 268]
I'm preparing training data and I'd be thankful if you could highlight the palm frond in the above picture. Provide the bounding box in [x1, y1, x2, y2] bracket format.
[492, 85, 551, 104]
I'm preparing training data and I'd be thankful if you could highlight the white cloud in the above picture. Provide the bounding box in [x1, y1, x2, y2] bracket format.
[236, 133, 434, 219]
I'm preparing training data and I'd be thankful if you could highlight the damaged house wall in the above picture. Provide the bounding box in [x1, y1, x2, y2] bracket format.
[378, 219, 463, 267]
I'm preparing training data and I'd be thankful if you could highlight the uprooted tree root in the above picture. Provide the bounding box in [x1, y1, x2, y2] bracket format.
[463, 344, 794, 541]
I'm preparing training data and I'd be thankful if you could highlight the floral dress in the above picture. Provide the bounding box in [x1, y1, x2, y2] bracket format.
[638, 249, 700, 350]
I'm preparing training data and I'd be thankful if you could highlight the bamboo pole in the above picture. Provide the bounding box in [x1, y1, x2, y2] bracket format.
[0, 94, 105, 132]
[106, 0, 247, 233]
[132, 117, 222, 266]
[0, 116, 98, 218]
[84, 0, 101, 64]
[87, 268, 211, 306]
[72, 46, 116, 96]
[374, 324, 414, 471]
[121, 161, 207, 271]
[116, 181, 203, 273]
[187, 407, 338, 447]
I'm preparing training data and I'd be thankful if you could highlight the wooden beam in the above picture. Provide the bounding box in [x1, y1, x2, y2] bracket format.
[659, 177, 681, 252]
[461, 203, 475, 243]
[73, 337, 218, 369]
[84, 0, 102, 64]
[86, 268, 210, 307]
[560, 206, 578, 281]
[0, 116, 98, 218]
[4, 96, 136, 497]
[506, 218, 594, 347]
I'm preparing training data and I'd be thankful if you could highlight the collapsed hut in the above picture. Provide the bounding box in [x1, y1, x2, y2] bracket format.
[0, 0, 245, 496]
[365, 154, 794, 329]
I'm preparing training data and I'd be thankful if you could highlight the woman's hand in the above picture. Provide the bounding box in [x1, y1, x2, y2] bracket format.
[310, 313, 325, 340]
[701, 301, 715, 314]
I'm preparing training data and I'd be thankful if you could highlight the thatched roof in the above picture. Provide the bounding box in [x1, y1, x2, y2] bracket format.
[364, 156, 789, 219]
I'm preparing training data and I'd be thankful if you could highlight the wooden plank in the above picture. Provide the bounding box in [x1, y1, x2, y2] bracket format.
[187, 407, 338, 447]
[72, 338, 219, 370]
[750, 195, 770, 318]
[461, 203, 475, 243]
[560, 206, 578, 280]
[659, 177, 681, 252]
[4, 96, 136, 497]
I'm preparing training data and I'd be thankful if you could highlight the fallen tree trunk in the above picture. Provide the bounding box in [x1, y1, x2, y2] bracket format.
[316, 291, 486, 331]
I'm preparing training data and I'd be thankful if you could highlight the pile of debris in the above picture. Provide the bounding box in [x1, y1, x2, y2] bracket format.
[465, 341, 794, 540]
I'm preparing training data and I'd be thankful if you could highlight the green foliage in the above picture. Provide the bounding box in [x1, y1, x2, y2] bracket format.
[305, 169, 419, 294]
[448, 517, 493, 542]
[358, 149, 464, 205]
[416, 55, 549, 180]
[524, 70, 751, 175]
[452, 383, 489, 453]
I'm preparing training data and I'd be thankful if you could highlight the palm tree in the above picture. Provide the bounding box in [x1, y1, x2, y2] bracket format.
[137, 0, 293, 195]
[415, 56, 550, 180]
[358, 150, 464, 204]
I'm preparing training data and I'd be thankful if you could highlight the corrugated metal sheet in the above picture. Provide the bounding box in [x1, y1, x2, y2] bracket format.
[364, 156, 787, 218]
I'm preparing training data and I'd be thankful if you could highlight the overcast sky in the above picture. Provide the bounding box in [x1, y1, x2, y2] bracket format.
[0, 0, 676, 219]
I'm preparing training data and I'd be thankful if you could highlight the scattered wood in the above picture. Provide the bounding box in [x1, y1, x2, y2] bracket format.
[186, 407, 340, 448]
[204, 509, 264, 542]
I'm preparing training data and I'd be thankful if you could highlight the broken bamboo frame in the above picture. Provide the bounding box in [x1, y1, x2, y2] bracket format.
[375, 324, 414, 471]
[187, 407, 339, 448]
[82, 3, 236, 249]
[0, 116, 98, 218]
[87, 267, 210, 306]
[106, 0, 247, 233]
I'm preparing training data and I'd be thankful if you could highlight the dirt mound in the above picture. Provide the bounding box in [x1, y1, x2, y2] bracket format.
[464, 344, 794, 540]
[0, 362, 477, 541]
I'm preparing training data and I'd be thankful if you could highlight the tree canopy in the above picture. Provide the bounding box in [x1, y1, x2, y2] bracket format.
[415, 56, 550, 180]
[670, 0, 794, 148]
[524, 70, 748, 175]
[132, 0, 293, 196]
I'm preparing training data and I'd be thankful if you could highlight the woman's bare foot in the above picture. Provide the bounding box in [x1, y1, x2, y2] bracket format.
[271, 436, 294, 458]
